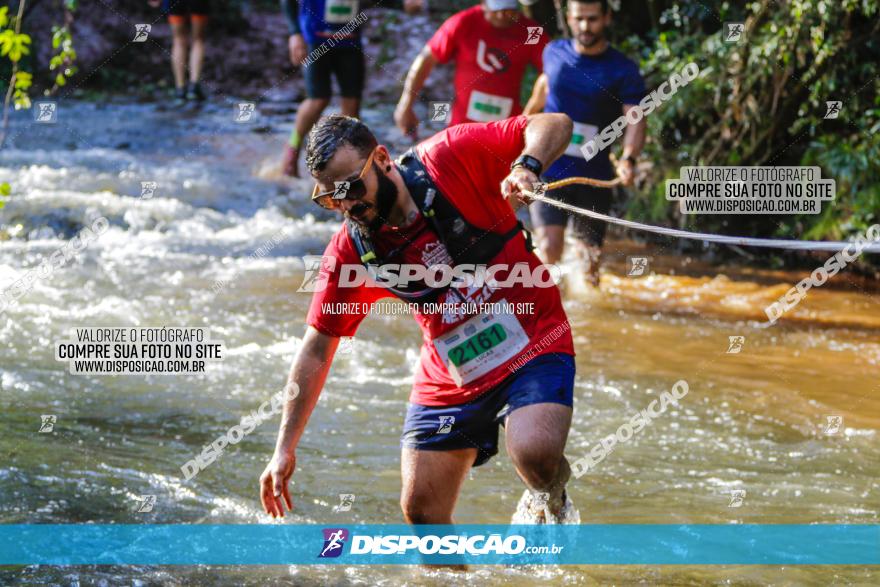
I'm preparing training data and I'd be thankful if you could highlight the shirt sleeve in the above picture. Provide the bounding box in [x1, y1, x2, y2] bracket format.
[454, 115, 530, 187]
[280, 0, 300, 36]
[417, 116, 529, 228]
[427, 12, 461, 64]
[305, 230, 390, 338]
[618, 59, 647, 105]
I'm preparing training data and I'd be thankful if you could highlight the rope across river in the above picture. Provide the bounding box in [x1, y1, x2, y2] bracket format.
[522, 177, 880, 254]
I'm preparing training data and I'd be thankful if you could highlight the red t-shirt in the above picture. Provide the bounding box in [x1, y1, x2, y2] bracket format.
[306, 115, 574, 406]
[427, 6, 547, 127]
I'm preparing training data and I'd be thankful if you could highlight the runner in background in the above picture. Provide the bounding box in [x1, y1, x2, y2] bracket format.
[149, 0, 210, 103]
[280, 0, 424, 177]
[523, 0, 646, 286]
[394, 0, 548, 139]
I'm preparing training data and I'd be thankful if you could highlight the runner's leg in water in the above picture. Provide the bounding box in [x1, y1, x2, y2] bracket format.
[535, 224, 566, 265]
[570, 185, 614, 287]
[531, 184, 611, 287]
[505, 403, 573, 518]
[399, 353, 576, 524]
[284, 98, 329, 177]
[187, 14, 208, 101]
[401, 448, 473, 569]
[400, 447, 475, 524]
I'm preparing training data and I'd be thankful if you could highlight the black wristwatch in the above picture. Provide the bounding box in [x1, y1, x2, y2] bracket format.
[623, 154, 637, 165]
[511, 154, 543, 177]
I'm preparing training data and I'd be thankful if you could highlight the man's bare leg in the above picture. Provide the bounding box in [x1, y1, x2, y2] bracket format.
[575, 243, 602, 287]
[189, 18, 207, 84]
[294, 98, 330, 143]
[400, 447, 475, 570]
[534, 225, 566, 265]
[283, 98, 330, 177]
[170, 22, 188, 91]
[340, 97, 361, 119]
[400, 447, 475, 524]
[505, 403, 572, 518]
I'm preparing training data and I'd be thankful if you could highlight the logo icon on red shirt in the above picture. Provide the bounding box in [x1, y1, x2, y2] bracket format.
[476, 40, 510, 73]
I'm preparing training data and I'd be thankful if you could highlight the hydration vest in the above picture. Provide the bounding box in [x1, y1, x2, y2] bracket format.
[345, 149, 533, 302]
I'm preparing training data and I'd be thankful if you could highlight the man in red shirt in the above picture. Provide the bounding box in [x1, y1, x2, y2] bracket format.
[394, 0, 548, 138]
[260, 112, 579, 524]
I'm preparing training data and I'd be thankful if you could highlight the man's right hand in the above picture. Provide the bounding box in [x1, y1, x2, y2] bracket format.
[260, 451, 296, 518]
[394, 103, 419, 140]
[288, 34, 308, 66]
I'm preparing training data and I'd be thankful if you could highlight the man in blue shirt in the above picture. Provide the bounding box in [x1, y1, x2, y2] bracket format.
[524, 0, 646, 286]
[280, 0, 423, 177]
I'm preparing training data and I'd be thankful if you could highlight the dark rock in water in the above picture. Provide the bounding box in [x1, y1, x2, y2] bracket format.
[9, 211, 80, 241]
[115, 142, 131, 150]
[258, 102, 298, 116]
[251, 125, 274, 134]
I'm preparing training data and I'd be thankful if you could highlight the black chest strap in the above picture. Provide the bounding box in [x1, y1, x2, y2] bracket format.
[345, 149, 534, 301]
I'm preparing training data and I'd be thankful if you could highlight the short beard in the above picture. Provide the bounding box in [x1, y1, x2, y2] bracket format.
[366, 164, 398, 232]
[577, 33, 602, 48]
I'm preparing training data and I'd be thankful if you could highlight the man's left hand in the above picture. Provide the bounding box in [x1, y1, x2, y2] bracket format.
[616, 158, 635, 186]
[501, 166, 540, 204]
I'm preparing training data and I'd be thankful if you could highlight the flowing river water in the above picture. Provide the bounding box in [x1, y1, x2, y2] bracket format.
[1, 101, 877, 585]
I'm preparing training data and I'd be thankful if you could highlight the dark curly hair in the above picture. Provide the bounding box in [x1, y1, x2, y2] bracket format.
[306, 115, 378, 173]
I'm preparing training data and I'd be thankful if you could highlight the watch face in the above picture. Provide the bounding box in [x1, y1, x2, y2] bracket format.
[513, 155, 542, 175]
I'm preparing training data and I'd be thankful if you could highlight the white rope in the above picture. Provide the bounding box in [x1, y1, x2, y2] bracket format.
[525, 191, 880, 254]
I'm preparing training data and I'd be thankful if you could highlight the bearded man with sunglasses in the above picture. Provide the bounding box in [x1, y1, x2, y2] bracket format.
[260, 112, 579, 524]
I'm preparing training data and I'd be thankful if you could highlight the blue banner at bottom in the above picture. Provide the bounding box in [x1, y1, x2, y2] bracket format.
[0, 524, 877, 565]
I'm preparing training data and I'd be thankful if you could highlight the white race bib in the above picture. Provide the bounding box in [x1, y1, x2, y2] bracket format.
[565, 121, 599, 157]
[433, 301, 529, 386]
[466, 90, 514, 122]
[324, 0, 358, 24]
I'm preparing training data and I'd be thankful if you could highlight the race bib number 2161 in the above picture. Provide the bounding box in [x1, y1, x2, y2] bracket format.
[434, 302, 529, 386]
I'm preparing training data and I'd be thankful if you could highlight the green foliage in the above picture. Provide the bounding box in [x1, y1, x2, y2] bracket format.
[0, 0, 78, 146]
[619, 0, 880, 247]
[12, 70, 31, 110]
[0, 181, 10, 209]
[49, 26, 78, 89]
[0, 3, 34, 113]
[0, 6, 31, 66]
